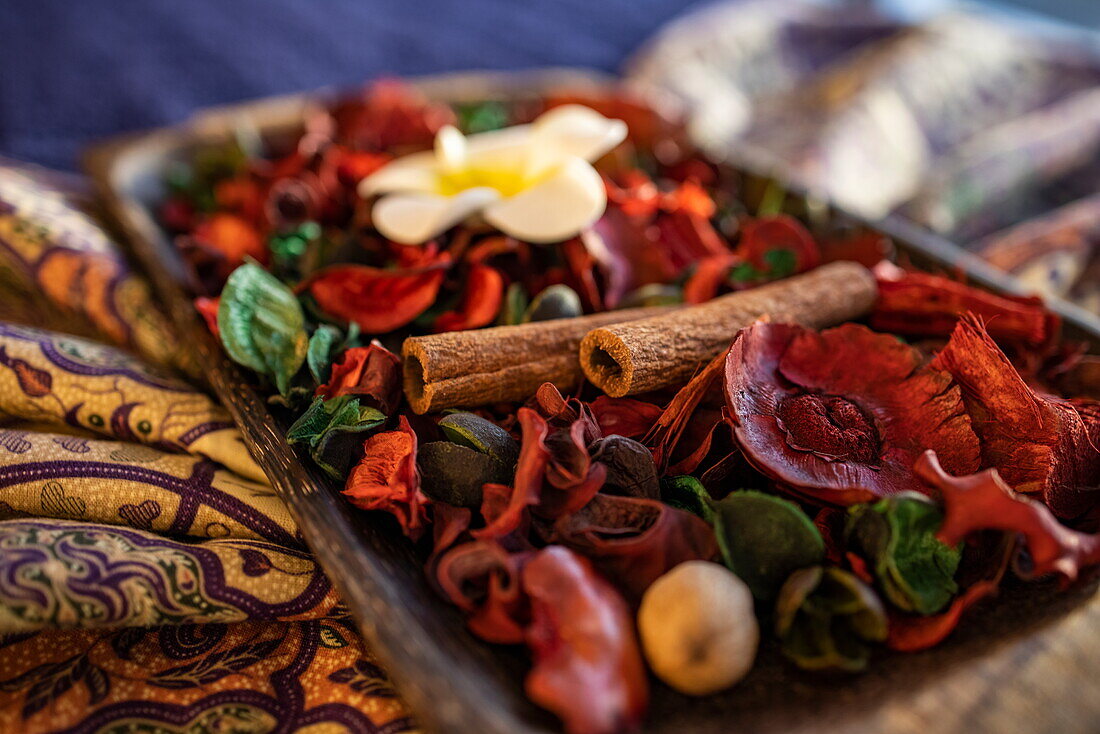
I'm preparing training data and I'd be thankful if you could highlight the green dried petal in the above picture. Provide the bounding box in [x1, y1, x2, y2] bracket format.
[499, 282, 529, 326]
[775, 566, 887, 672]
[218, 262, 308, 395]
[438, 412, 519, 466]
[846, 492, 961, 615]
[711, 490, 824, 601]
[307, 324, 343, 384]
[660, 475, 715, 523]
[617, 284, 682, 308]
[287, 396, 385, 478]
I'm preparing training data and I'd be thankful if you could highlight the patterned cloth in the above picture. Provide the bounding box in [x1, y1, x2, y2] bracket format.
[0, 162, 417, 733]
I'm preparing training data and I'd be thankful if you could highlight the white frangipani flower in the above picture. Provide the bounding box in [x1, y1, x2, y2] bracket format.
[359, 105, 628, 245]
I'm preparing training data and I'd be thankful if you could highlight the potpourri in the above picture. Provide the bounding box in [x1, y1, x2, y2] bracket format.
[161, 80, 1100, 734]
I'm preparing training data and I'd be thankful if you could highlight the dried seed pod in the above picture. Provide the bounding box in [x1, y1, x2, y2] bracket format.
[523, 284, 583, 323]
[638, 561, 759, 696]
[417, 441, 512, 508]
[439, 411, 519, 466]
[589, 435, 660, 499]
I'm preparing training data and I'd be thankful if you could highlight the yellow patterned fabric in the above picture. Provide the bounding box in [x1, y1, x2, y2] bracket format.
[0, 161, 417, 733]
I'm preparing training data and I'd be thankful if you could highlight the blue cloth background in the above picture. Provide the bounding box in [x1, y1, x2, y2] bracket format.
[0, 0, 705, 169]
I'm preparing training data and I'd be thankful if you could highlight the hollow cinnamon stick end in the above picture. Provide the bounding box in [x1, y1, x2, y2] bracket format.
[402, 339, 435, 415]
[580, 328, 635, 398]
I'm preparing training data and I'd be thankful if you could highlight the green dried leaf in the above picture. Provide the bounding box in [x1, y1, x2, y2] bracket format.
[617, 284, 682, 308]
[659, 475, 715, 524]
[438, 412, 519, 466]
[728, 262, 763, 285]
[499, 282, 529, 326]
[307, 325, 342, 385]
[775, 566, 887, 672]
[287, 396, 385, 478]
[218, 262, 308, 395]
[846, 492, 961, 615]
[455, 100, 510, 134]
[763, 248, 797, 279]
[418, 441, 512, 508]
[711, 490, 824, 601]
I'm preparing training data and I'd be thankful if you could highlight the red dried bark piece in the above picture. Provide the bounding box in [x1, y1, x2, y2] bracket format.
[551, 493, 718, 602]
[316, 341, 402, 414]
[914, 451, 1100, 583]
[343, 416, 428, 538]
[724, 321, 980, 505]
[871, 266, 1058, 348]
[932, 316, 1100, 518]
[304, 255, 451, 334]
[522, 546, 649, 734]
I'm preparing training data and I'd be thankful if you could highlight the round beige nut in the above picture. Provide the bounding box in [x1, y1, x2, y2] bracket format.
[637, 560, 759, 695]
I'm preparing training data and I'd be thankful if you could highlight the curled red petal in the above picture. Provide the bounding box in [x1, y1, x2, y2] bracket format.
[316, 341, 402, 413]
[435, 540, 531, 644]
[586, 206, 673, 307]
[343, 415, 428, 539]
[914, 450, 1100, 583]
[551, 493, 718, 602]
[725, 321, 980, 504]
[304, 256, 451, 334]
[474, 408, 550, 539]
[683, 253, 739, 304]
[737, 215, 821, 274]
[932, 315, 1100, 517]
[871, 266, 1058, 349]
[590, 396, 662, 440]
[532, 383, 602, 444]
[433, 264, 505, 333]
[886, 578, 1000, 652]
[644, 349, 727, 474]
[522, 546, 648, 734]
[654, 209, 727, 273]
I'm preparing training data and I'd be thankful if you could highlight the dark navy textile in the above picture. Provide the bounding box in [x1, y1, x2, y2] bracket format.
[0, 0, 705, 169]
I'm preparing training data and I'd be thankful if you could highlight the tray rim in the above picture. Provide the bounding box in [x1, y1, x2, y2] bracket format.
[83, 67, 1100, 734]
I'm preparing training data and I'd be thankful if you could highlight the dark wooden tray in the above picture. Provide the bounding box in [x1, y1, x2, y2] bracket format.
[85, 70, 1100, 734]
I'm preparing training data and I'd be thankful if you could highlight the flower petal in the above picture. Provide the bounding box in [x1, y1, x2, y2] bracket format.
[483, 157, 606, 243]
[531, 104, 628, 167]
[372, 187, 500, 245]
[358, 151, 440, 196]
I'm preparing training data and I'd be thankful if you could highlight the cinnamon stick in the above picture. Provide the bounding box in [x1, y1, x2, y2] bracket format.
[579, 261, 877, 397]
[403, 306, 672, 414]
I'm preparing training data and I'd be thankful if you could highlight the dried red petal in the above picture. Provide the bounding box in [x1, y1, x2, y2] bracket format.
[737, 215, 820, 274]
[213, 177, 265, 223]
[644, 350, 726, 474]
[886, 578, 1000, 652]
[915, 450, 1100, 582]
[433, 264, 504, 333]
[522, 546, 648, 734]
[192, 212, 267, 264]
[871, 267, 1058, 348]
[932, 316, 1100, 517]
[435, 540, 531, 644]
[475, 408, 550, 539]
[194, 296, 220, 338]
[551, 493, 717, 602]
[654, 209, 728, 274]
[725, 321, 980, 504]
[343, 416, 428, 538]
[316, 342, 402, 414]
[304, 255, 451, 334]
[605, 171, 659, 220]
[590, 396, 662, 440]
[330, 79, 456, 151]
[562, 238, 604, 312]
[683, 253, 739, 304]
[542, 420, 607, 519]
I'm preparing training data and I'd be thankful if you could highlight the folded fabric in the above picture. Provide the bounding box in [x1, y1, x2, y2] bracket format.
[0, 618, 415, 734]
[0, 428, 297, 544]
[0, 321, 265, 483]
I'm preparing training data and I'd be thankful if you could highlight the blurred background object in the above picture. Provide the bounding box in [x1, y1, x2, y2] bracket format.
[1, 0, 1098, 311]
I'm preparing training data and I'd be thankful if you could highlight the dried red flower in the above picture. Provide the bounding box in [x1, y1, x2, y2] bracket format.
[522, 546, 649, 734]
[343, 416, 428, 538]
[551, 493, 718, 602]
[304, 254, 452, 334]
[590, 396, 662, 440]
[724, 321, 981, 505]
[931, 316, 1100, 518]
[872, 265, 1058, 349]
[915, 450, 1100, 583]
[329, 79, 456, 151]
[435, 540, 531, 644]
[316, 342, 402, 414]
[433, 264, 505, 333]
